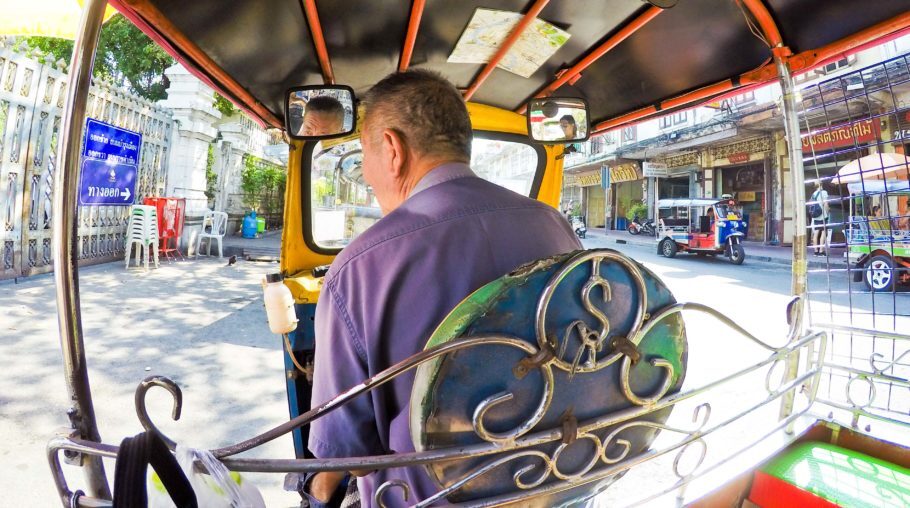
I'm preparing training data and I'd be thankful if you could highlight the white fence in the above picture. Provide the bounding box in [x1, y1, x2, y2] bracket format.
[0, 43, 174, 279]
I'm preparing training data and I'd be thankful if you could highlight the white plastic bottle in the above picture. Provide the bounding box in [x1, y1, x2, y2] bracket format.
[263, 273, 299, 334]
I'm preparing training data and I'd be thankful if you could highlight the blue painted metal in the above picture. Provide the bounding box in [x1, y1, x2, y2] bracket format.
[284, 303, 317, 458]
[411, 250, 688, 505]
[79, 118, 141, 206]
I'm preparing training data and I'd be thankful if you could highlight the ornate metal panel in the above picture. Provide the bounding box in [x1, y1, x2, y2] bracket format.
[0, 46, 39, 279]
[798, 53, 910, 435]
[0, 45, 174, 279]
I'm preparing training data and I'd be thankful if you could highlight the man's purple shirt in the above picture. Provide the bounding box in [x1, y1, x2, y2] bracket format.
[309, 162, 582, 507]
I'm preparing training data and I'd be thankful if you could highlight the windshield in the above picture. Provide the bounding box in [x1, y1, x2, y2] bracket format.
[309, 135, 541, 250]
[715, 203, 735, 218]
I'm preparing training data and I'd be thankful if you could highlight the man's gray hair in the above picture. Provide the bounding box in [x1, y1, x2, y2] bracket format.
[362, 70, 471, 161]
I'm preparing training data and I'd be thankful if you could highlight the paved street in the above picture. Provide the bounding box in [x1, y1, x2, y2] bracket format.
[0, 258, 301, 507]
[0, 237, 906, 507]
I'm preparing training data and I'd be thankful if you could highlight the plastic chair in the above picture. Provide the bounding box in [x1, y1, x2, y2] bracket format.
[124, 205, 160, 271]
[195, 210, 228, 258]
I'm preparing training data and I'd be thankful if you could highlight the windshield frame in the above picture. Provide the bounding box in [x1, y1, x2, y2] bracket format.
[301, 129, 547, 255]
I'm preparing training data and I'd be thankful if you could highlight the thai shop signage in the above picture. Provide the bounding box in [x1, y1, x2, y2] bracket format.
[609, 161, 641, 183]
[79, 118, 142, 206]
[642, 161, 669, 178]
[801, 119, 880, 153]
[575, 171, 602, 187]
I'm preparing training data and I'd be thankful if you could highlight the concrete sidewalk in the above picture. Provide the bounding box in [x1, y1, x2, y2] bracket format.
[222, 228, 282, 260]
[584, 228, 847, 268]
[0, 257, 300, 506]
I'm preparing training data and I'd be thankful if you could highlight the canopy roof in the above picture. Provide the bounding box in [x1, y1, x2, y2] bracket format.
[108, 0, 910, 131]
[657, 198, 724, 208]
[836, 153, 910, 183]
[846, 180, 910, 195]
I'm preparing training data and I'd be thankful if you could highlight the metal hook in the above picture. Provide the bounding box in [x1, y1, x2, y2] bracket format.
[375, 480, 410, 508]
[134, 375, 183, 450]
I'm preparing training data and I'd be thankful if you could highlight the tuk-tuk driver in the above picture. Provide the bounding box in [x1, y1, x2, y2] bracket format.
[300, 95, 345, 137]
[306, 70, 582, 507]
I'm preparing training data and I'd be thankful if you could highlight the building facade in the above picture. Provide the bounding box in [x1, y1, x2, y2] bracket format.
[562, 35, 910, 245]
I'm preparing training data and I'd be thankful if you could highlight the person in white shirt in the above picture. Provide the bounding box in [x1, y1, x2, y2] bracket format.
[809, 183, 829, 256]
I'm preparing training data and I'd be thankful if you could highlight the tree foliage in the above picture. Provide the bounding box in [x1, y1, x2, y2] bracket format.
[626, 201, 649, 221]
[241, 154, 286, 212]
[205, 143, 217, 201]
[22, 14, 175, 101]
[213, 94, 238, 117]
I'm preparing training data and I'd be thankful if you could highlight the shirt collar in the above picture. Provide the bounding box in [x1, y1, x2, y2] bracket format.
[409, 162, 476, 198]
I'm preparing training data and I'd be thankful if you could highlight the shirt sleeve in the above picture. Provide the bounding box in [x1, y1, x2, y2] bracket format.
[308, 278, 383, 458]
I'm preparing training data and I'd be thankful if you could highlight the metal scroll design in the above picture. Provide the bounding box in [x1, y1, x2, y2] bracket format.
[473, 251, 660, 444]
[815, 337, 910, 429]
[49, 250, 828, 508]
[536, 251, 649, 376]
[428, 402, 713, 507]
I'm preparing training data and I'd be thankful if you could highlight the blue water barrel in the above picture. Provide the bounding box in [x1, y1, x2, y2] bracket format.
[242, 212, 258, 238]
[616, 217, 628, 231]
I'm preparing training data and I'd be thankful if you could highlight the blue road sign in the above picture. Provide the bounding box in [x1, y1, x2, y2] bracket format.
[79, 118, 142, 206]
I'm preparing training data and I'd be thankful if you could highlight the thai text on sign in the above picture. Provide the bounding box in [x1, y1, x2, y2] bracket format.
[576, 172, 602, 187]
[801, 119, 880, 153]
[79, 118, 142, 206]
[609, 164, 640, 183]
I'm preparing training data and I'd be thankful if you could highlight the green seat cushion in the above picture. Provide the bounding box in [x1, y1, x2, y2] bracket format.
[762, 441, 910, 508]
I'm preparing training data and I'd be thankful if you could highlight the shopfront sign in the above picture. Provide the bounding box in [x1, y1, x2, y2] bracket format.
[738, 191, 757, 202]
[609, 163, 640, 183]
[801, 119, 880, 153]
[642, 161, 669, 178]
[727, 152, 750, 163]
[576, 172, 602, 187]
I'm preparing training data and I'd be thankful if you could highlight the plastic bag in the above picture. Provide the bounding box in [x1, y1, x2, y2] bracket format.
[149, 444, 265, 508]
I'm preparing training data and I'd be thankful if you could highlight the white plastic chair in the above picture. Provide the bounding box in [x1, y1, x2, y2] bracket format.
[124, 205, 160, 271]
[195, 210, 228, 258]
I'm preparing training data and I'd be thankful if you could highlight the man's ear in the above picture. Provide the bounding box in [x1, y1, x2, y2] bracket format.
[381, 128, 408, 178]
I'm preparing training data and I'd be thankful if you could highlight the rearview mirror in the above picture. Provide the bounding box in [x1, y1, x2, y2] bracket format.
[285, 85, 356, 140]
[527, 98, 590, 143]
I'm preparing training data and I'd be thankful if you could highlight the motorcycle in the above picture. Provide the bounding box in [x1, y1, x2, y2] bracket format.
[627, 215, 656, 236]
[570, 215, 587, 239]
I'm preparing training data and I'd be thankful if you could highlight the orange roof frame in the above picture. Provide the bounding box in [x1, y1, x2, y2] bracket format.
[399, 0, 427, 72]
[302, 0, 335, 84]
[463, 0, 551, 101]
[112, 0, 282, 128]
[516, 5, 665, 115]
[592, 9, 910, 134]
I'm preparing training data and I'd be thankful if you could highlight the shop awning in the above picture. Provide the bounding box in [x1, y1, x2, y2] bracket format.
[836, 153, 910, 183]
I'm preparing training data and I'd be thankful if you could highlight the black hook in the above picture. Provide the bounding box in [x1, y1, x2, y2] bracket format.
[134, 375, 183, 450]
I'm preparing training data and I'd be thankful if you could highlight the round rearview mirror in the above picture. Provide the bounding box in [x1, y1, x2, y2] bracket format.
[285, 85, 356, 140]
[527, 97, 590, 144]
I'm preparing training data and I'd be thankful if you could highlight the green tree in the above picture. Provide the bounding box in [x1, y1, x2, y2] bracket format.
[204, 143, 217, 201]
[22, 14, 175, 101]
[213, 94, 237, 117]
[241, 154, 286, 214]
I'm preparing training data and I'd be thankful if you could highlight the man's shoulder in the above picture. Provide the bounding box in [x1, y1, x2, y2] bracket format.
[327, 178, 567, 279]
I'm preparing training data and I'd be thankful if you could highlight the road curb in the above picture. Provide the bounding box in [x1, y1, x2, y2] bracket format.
[585, 235, 846, 269]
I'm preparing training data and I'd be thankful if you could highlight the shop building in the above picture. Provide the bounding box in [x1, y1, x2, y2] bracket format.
[560, 35, 910, 245]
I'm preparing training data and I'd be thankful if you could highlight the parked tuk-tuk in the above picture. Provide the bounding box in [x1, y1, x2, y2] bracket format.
[656, 198, 748, 264]
[33, 1, 910, 507]
[845, 180, 910, 292]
